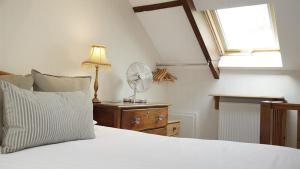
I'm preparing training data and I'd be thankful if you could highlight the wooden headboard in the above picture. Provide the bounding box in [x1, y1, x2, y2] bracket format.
[0, 71, 13, 76]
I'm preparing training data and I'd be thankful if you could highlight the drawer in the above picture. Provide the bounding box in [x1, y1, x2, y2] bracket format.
[167, 122, 180, 136]
[121, 108, 168, 131]
[143, 127, 167, 136]
[93, 106, 120, 128]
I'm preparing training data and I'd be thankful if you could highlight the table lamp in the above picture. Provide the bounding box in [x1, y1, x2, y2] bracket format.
[82, 45, 111, 103]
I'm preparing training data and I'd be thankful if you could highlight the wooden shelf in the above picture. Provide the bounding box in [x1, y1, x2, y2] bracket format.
[210, 94, 286, 110]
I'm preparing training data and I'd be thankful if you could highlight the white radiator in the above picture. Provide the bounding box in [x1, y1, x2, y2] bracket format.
[218, 102, 260, 143]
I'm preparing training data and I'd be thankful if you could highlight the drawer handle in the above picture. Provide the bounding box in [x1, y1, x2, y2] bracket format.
[132, 117, 141, 125]
[158, 115, 166, 121]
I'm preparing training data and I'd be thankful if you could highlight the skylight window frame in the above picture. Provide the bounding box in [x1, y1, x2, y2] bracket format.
[203, 4, 280, 55]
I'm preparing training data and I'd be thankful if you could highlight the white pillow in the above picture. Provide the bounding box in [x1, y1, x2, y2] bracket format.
[31, 69, 91, 92]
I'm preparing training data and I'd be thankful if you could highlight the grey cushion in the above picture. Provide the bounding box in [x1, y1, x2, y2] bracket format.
[31, 69, 91, 92]
[0, 81, 95, 154]
[0, 75, 33, 143]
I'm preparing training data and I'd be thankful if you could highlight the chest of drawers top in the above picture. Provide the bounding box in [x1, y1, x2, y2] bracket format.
[93, 102, 169, 109]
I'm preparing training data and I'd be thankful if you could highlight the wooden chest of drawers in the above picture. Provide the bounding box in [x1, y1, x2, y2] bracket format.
[93, 102, 169, 136]
[167, 120, 180, 137]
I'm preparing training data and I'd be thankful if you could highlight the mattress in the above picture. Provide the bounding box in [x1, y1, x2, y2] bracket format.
[0, 125, 299, 169]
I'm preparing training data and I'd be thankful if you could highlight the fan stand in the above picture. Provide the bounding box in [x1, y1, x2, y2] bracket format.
[132, 83, 137, 103]
[123, 82, 147, 103]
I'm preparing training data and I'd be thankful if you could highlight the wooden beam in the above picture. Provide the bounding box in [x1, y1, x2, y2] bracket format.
[133, 0, 220, 78]
[209, 62, 220, 79]
[133, 1, 183, 13]
[181, 0, 220, 79]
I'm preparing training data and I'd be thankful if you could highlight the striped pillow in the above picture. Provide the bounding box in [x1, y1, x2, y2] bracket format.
[0, 75, 33, 143]
[0, 81, 95, 154]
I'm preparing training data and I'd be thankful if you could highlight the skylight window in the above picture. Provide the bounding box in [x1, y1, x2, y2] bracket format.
[204, 4, 280, 54]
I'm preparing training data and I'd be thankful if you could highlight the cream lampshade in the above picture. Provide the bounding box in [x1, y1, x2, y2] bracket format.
[82, 45, 111, 103]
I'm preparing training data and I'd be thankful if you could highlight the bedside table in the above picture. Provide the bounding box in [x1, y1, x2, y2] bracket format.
[93, 102, 169, 136]
[167, 120, 180, 137]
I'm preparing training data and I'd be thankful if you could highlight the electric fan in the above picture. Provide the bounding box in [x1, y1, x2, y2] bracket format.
[123, 62, 153, 103]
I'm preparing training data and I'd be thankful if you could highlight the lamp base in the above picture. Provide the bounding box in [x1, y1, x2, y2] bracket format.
[93, 98, 101, 103]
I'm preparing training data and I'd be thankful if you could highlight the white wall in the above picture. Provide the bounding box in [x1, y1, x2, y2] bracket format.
[126, 0, 300, 147]
[167, 67, 300, 147]
[0, 0, 168, 102]
[166, 67, 218, 139]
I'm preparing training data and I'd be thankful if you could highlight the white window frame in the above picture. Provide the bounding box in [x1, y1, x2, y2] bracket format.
[202, 4, 280, 55]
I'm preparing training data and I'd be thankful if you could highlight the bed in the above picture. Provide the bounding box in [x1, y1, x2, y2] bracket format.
[0, 125, 299, 169]
[0, 70, 299, 169]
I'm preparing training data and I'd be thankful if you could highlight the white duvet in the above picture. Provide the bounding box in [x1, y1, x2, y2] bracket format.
[0, 125, 299, 169]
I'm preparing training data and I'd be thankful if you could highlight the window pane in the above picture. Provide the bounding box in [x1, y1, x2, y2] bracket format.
[216, 4, 278, 50]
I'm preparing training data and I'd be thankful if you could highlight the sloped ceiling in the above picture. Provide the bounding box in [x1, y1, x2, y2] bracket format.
[136, 6, 206, 64]
[130, 0, 206, 64]
[129, 0, 300, 70]
[272, 0, 300, 69]
[129, 0, 172, 7]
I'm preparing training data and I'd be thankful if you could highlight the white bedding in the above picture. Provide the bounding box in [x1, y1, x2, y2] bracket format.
[0, 125, 299, 169]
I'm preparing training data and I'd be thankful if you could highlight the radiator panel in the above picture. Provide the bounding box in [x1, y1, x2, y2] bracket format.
[218, 102, 260, 143]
